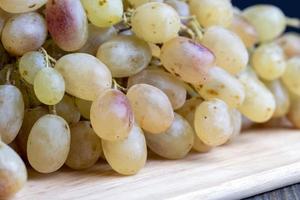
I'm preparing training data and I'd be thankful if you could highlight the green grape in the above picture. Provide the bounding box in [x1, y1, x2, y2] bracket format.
[131, 2, 181, 43]
[56, 95, 81, 124]
[145, 113, 194, 159]
[1, 12, 47, 56]
[127, 84, 174, 134]
[287, 93, 300, 128]
[0, 0, 46, 13]
[201, 26, 249, 75]
[79, 24, 117, 55]
[46, 0, 88, 51]
[242, 5, 286, 42]
[165, 0, 190, 23]
[127, 0, 163, 7]
[252, 43, 286, 80]
[277, 33, 300, 58]
[0, 85, 24, 144]
[189, 0, 233, 28]
[237, 69, 276, 122]
[229, 109, 242, 140]
[66, 121, 102, 170]
[160, 36, 215, 85]
[54, 53, 112, 101]
[18, 51, 47, 84]
[27, 114, 70, 173]
[90, 89, 134, 141]
[102, 123, 147, 175]
[193, 133, 212, 153]
[194, 99, 233, 146]
[128, 69, 187, 109]
[229, 13, 258, 48]
[16, 106, 48, 159]
[194, 66, 245, 108]
[33, 67, 65, 105]
[265, 80, 290, 118]
[74, 98, 92, 119]
[81, 0, 123, 28]
[282, 57, 300, 96]
[96, 35, 152, 78]
[0, 141, 27, 199]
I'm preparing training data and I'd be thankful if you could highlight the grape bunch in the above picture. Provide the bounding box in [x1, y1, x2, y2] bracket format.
[0, 0, 299, 198]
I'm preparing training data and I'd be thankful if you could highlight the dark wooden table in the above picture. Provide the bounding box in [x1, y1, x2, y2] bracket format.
[245, 184, 300, 200]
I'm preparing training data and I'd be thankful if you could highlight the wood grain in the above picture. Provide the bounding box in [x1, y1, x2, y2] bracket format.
[14, 129, 300, 200]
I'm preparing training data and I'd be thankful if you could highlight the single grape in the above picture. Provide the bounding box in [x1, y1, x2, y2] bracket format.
[18, 51, 47, 84]
[56, 95, 81, 124]
[27, 114, 70, 173]
[33, 67, 65, 105]
[160, 36, 215, 85]
[46, 0, 88, 51]
[90, 89, 134, 141]
[74, 98, 92, 119]
[0, 0, 46, 13]
[0, 85, 24, 144]
[55, 53, 112, 101]
[16, 106, 48, 159]
[145, 113, 194, 159]
[277, 33, 300, 58]
[189, 0, 233, 28]
[79, 24, 117, 55]
[194, 66, 245, 108]
[127, 84, 174, 134]
[194, 99, 233, 146]
[128, 69, 187, 109]
[66, 121, 102, 170]
[242, 5, 286, 42]
[127, 0, 163, 8]
[0, 141, 27, 199]
[252, 43, 286, 80]
[229, 13, 258, 48]
[1, 12, 47, 56]
[131, 2, 181, 43]
[96, 35, 152, 78]
[265, 80, 290, 118]
[102, 123, 147, 175]
[81, 0, 123, 28]
[201, 26, 249, 75]
[282, 57, 300, 96]
[237, 69, 276, 122]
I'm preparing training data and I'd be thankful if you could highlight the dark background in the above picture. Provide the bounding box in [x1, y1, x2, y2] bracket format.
[232, 0, 300, 33]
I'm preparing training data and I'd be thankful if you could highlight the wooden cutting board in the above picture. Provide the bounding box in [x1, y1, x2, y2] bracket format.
[14, 129, 300, 200]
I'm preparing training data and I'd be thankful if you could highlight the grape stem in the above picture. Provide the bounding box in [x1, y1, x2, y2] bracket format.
[5, 66, 12, 85]
[286, 17, 300, 28]
[112, 79, 127, 93]
[39, 47, 57, 67]
[180, 16, 204, 41]
[123, 9, 134, 27]
[49, 105, 57, 115]
[183, 83, 200, 97]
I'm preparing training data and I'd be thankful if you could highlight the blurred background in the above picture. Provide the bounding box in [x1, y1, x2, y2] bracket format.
[232, 0, 300, 33]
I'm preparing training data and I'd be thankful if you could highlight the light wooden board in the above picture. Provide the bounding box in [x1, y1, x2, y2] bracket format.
[14, 129, 300, 200]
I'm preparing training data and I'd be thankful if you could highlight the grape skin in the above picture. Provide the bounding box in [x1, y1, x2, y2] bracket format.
[0, 85, 24, 144]
[66, 121, 102, 170]
[102, 124, 147, 175]
[56, 95, 81, 124]
[27, 114, 70, 173]
[128, 69, 187, 109]
[0, 0, 46, 13]
[54, 53, 112, 101]
[194, 99, 233, 146]
[0, 141, 27, 199]
[277, 33, 300, 58]
[201, 26, 249, 75]
[145, 113, 194, 159]
[131, 2, 181, 43]
[74, 98, 92, 119]
[160, 36, 215, 85]
[97, 35, 152, 78]
[33, 67, 65, 106]
[282, 57, 300, 96]
[90, 89, 134, 141]
[127, 84, 174, 134]
[1, 12, 47, 56]
[46, 0, 88, 51]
